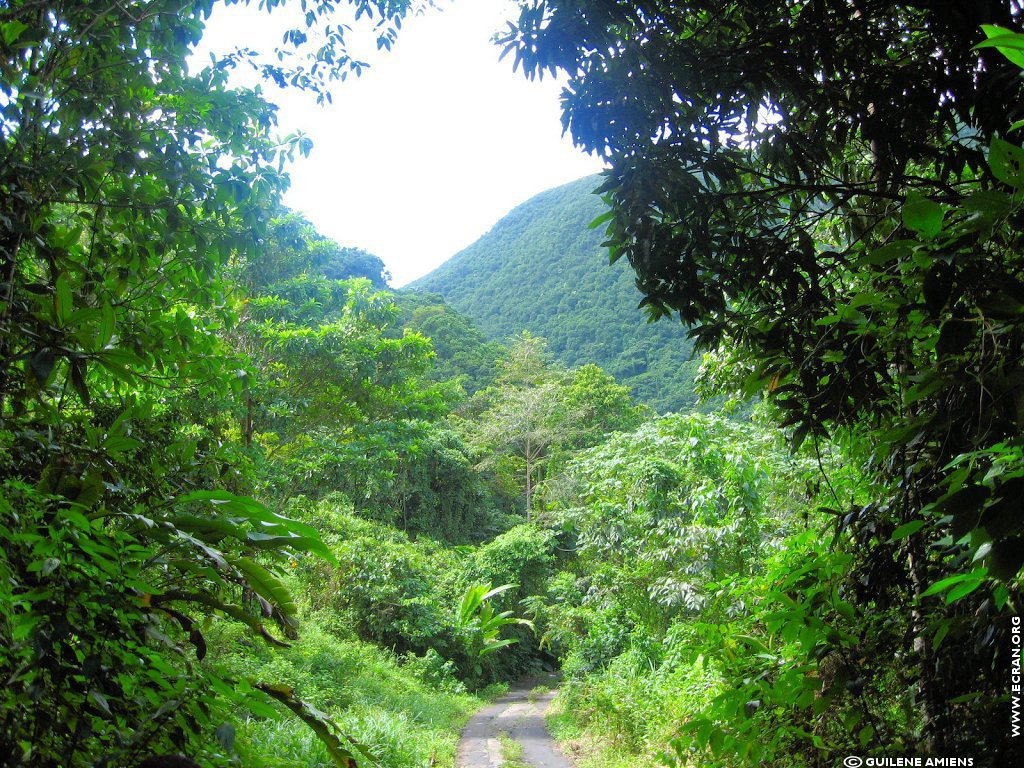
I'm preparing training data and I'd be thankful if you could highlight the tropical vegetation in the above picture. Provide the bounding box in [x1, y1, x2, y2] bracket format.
[409, 177, 703, 413]
[2, 1, 1022, 767]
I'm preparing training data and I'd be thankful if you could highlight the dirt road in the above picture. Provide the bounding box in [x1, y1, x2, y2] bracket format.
[456, 682, 574, 768]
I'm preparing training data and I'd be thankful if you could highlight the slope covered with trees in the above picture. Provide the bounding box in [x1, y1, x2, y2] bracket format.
[408, 177, 700, 412]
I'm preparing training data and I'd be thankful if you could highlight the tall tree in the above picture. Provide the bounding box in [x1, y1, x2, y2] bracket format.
[503, 0, 1024, 761]
[466, 334, 642, 515]
[476, 377, 566, 516]
[234, 210, 390, 291]
[0, 1, 418, 763]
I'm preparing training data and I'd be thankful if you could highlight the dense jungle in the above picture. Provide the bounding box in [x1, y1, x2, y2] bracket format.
[1, 2, 1023, 767]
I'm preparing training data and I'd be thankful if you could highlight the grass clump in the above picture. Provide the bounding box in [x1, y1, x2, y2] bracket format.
[498, 732, 530, 768]
[527, 684, 552, 703]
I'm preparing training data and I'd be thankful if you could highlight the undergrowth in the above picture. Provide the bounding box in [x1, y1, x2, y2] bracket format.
[205, 610, 484, 768]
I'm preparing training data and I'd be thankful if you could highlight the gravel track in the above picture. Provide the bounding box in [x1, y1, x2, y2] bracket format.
[456, 682, 573, 768]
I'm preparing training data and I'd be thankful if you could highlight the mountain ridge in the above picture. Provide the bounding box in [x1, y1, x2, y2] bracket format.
[406, 176, 699, 412]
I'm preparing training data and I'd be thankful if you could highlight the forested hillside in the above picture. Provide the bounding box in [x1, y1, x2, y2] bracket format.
[408, 177, 700, 412]
[394, 292, 502, 395]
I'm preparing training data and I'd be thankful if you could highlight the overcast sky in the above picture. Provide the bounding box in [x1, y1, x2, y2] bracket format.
[195, 0, 604, 286]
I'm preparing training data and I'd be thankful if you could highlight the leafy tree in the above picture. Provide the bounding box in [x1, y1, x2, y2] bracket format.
[503, 0, 1024, 761]
[462, 522, 558, 681]
[228, 274, 443, 495]
[235, 210, 390, 290]
[546, 413, 806, 641]
[228, 214, 520, 539]
[328, 419, 513, 541]
[228, 244, 510, 539]
[395, 290, 503, 394]
[535, 413, 877, 767]
[560, 362, 648, 446]
[307, 508, 451, 655]
[0, 0, 418, 763]
[465, 333, 642, 514]
[475, 378, 566, 514]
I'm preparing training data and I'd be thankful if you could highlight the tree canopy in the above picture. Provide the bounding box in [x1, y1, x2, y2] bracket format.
[504, 0, 1024, 761]
[0, 1, 421, 763]
[462, 333, 644, 514]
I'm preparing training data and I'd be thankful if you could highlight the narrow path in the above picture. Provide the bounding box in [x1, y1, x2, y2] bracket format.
[456, 680, 573, 768]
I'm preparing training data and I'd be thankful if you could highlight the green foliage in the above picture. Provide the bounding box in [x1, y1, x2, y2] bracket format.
[550, 414, 799, 631]
[226, 225, 521, 541]
[0, 0, 420, 763]
[206, 616, 482, 768]
[234, 210, 390, 291]
[504, 1, 1024, 762]
[0, 481, 223, 765]
[462, 333, 645, 513]
[408, 177, 701, 412]
[396, 291, 503, 394]
[456, 583, 534, 658]
[297, 503, 454, 655]
[231, 272, 449, 506]
[529, 413, 874, 766]
[331, 420, 509, 542]
[470, 524, 556, 600]
[456, 524, 559, 681]
[292, 500, 552, 686]
[540, 412, 811, 643]
[561, 363, 648, 443]
[498, 732, 530, 768]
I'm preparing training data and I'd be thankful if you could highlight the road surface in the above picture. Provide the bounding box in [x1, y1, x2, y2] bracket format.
[456, 682, 574, 768]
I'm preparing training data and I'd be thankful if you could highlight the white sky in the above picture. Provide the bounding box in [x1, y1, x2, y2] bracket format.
[195, 0, 604, 286]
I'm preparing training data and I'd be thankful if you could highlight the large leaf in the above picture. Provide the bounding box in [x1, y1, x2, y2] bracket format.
[976, 26, 1024, 68]
[176, 490, 335, 562]
[256, 684, 374, 767]
[479, 583, 518, 602]
[458, 584, 487, 628]
[479, 638, 519, 656]
[902, 194, 945, 239]
[989, 138, 1024, 188]
[919, 569, 987, 599]
[168, 514, 247, 543]
[229, 556, 298, 622]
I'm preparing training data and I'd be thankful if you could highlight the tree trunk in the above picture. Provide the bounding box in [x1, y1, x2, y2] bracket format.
[524, 442, 532, 523]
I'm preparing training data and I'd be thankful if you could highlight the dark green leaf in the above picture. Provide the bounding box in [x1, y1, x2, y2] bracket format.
[903, 194, 944, 239]
[890, 520, 926, 541]
[215, 722, 236, 752]
[989, 138, 1024, 188]
[936, 319, 976, 357]
[29, 348, 57, 384]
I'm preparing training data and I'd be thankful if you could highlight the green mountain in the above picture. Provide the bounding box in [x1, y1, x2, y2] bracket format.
[395, 290, 503, 395]
[407, 176, 699, 412]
